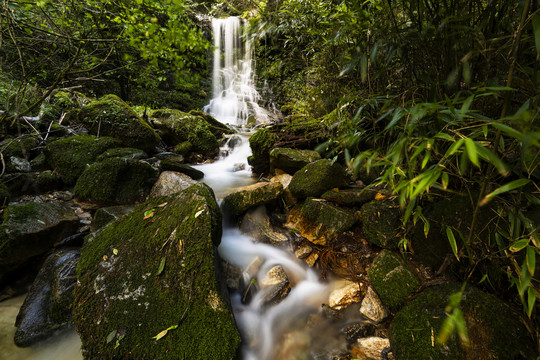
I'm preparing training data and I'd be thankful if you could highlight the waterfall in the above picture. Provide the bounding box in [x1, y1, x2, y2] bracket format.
[203, 17, 270, 126]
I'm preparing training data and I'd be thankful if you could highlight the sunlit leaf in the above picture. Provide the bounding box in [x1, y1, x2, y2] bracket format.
[144, 209, 155, 219]
[510, 238, 530, 252]
[152, 325, 178, 341]
[156, 257, 166, 276]
[446, 227, 459, 261]
[480, 179, 530, 205]
[464, 138, 479, 167]
[526, 246, 536, 276]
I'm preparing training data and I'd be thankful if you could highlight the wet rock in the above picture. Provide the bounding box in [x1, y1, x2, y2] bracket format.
[368, 250, 421, 310]
[0, 201, 79, 283]
[271, 171, 296, 206]
[351, 337, 391, 360]
[14, 249, 79, 347]
[96, 147, 148, 161]
[322, 188, 379, 207]
[76, 94, 161, 152]
[342, 323, 377, 343]
[9, 156, 31, 172]
[274, 330, 311, 360]
[158, 156, 204, 180]
[73, 183, 240, 359]
[221, 260, 243, 290]
[225, 135, 243, 150]
[248, 128, 277, 174]
[359, 200, 401, 249]
[151, 109, 219, 156]
[305, 252, 319, 267]
[92, 205, 133, 231]
[360, 287, 389, 323]
[329, 281, 366, 310]
[44, 135, 121, 185]
[74, 158, 159, 205]
[269, 147, 321, 175]
[294, 244, 312, 259]
[243, 256, 264, 281]
[289, 159, 349, 199]
[149, 171, 197, 198]
[390, 283, 537, 360]
[222, 181, 283, 217]
[260, 265, 291, 305]
[286, 198, 357, 246]
[232, 163, 246, 172]
[240, 206, 288, 246]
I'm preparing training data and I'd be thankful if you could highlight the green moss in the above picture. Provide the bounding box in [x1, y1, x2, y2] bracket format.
[74, 184, 239, 359]
[321, 188, 378, 207]
[0, 181, 9, 205]
[360, 200, 401, 249]
[44, 135, 121, 185]
[390, 283, 537, 360]
[249, 128, 277, 160]
[29, 153, 48, 171]
[189, 110, 234, 137]
[39, 91, 78, 125]
[289, 159, 349, 199]
[269, 147, 321, 175]
[222, 181, 283, 217]
[95, 147, 148, 162]
[1, 136, 38, 159]
[34, 170, 61, 193]
[74, 157, 159, 205]
[77, 94, 161, 153]
[174, 141, 192, 156]
[368, 250, 420, 310]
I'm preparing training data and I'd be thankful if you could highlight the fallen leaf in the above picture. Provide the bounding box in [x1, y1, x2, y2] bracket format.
[157, 202, 168, 208]
[112, 249, 118, 256]
[152, 325, 178, 341]
[143, 209, 155, 220]
[106, 330, 117, 344]
[103, 255, 108, 261]
[156, 257, 166, 276]
[375, 192, 386, 200]
[194, 210, 204, 218]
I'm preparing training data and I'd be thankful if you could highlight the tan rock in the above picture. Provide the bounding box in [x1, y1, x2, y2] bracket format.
[329, 281, 365, 309]
[294, 244, 312, 259]
[351, 337, 391, 360]
[149, 171, 197, 198]
[305, 252, 319, 267]
[260, 265, 289, 288]
[360, 287, 389, 323]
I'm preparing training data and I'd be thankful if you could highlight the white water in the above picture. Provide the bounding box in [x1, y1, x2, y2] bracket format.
[203, 17, 271, 126]
[195, 139, 337, 360]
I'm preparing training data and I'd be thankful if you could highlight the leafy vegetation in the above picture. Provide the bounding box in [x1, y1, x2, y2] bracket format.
[250, 0, 540, 328]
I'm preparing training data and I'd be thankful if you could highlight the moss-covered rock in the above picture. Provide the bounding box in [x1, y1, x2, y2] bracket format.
[321, 188, 378, 207]
[174, 141, 192, 156]
[189, 110, 234, 137]
[248, 128, 277, 174]
[73, 184, 240, 359]
[285, 198, 357, 246]
[39, 91, 82, 126]
[0, 180, 10, 205]
[390, 283, 537, 360]
[29, 153, 48, 171]
[34, 170, 62, 193]
[289, 159, 349, 199]
[368, 250, 421, 310]
[74, 158, 159, 205]
[95, 147, 148, 162]
[269, 147, 321, 175]
[14, 249, 79, 347]
[92, 205, 133, 232]
[77, 94, 161, 153]
[222, 181, 284, 218]
[1, 136, 39, 160]
[359, 200, 401, 249]
[44, 135, 121, 185]
[0, 201, 79, 283]
[151, 109, 219, 156]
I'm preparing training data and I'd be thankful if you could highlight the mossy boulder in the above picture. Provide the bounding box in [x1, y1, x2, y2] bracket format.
[44, 135, 121, 185]
[151, 109, 219, 156]
[95, 147, 148, 162]
[39, 91, 83, 126]
[368, 250, 421, 310]
[92, 205, 133, 232]
[74, 158, 159, 205]
[2, 171, 61, 196]
[390, 283, 537, 360]
[289, 159, 349, 199]
[321, 188, 378, 207]
[269, 147, 321, 175]
[360, 200, 401, 249]
[0, 180, 10, 205]
[0, 201, 79, 283]
[14, 249, 79, 347]
[222, 181, 283, 218]
[189, 110, 234, 137]
[285, 198, 357, 246]
[248, 128, 277, 174]
[34, 170, 62, 193]
[174, 141, 193, 156]
[73, 184, 241, 359]
[0, 136, 38, 160]
[77, 94, 161, 153]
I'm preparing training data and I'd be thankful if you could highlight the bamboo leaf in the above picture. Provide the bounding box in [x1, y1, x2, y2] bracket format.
[106, 330, 117, 344]
[509, 238, 530, 252]
[527, 286, 536, 318]
[459, 95, 474, 120]
[446, 226, 459, 261]
[491, 122, 523, 140]
[445, 138, 464, 157]
[533, 12, 540, 57]
[480, 179, 530, 205]
[152, 325, 178, 341]
[526, 246, 536, 276]
[464, 138, 479, 167]
[156, 257, 166, 276]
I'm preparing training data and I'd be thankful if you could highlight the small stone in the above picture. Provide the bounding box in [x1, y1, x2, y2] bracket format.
[360, 287, 389, 323]
[351, 337, 391, 360]
[10, 157, 31, 172]
[243, 256, 264, 281]
[294, 244, 312, 259]
[329, 281, 365, 309]
[260, 265, 289, 288]
[305, 252, 319, 267]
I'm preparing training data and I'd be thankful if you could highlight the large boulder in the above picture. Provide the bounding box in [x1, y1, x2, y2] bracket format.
[14, 249, 80, 347]
[390, 283, 537, 360]
[285, 198, 357, 246]
[359, 200, 401, 249]
[248, 128, 277, 174]
[76, 94, 161, 153]
[151, 109, 220, 156]
[74, 158, 159, 205]
[321, 188, 378, 207]
[289, 159, 349, 199]
[367, 250, 421, 310]
[0, 201, 79, 283]
[269, 147, 321, 175]
[158, 155, 204, 180]
[149, 171, 197, 198]
[240, 206, 288, 246]
[95, 147, 148, 162]
[222, 181, 283, 218]
[44, 135, 121, 185]
[73, 183, 240, 359]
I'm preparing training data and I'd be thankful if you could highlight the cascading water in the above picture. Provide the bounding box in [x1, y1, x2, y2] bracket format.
[203, 17, 271, 126]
